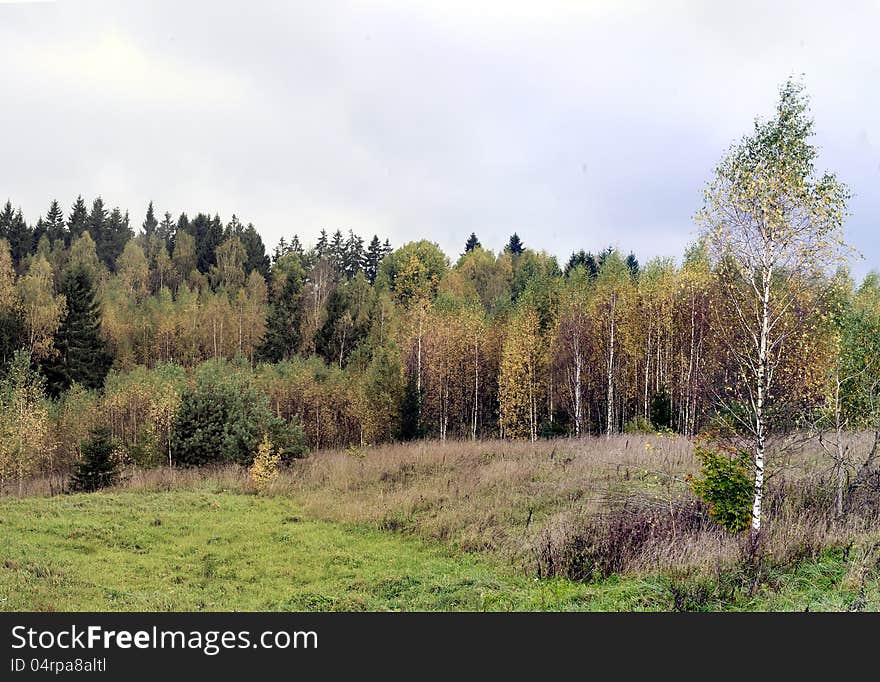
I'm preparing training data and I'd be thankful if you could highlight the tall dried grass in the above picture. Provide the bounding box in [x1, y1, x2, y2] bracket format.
[11, 433, 880, 584]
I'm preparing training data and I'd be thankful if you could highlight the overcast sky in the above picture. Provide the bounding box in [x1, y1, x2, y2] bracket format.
[1, 1, 878, 275]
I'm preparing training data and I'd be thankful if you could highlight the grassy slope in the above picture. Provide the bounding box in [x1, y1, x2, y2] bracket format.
[2, 490, 877, 611]
[0, 491, 618, 611]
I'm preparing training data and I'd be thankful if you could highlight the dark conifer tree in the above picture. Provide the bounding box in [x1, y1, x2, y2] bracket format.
[157, 211, 175, 248]
[625, 252, 640, 279]
[329, 230, 345, 272]
[45, 200, 67, 244]
[0, 201, 15, 240]
[364, 235, 383, 284]
[464, 232, 481, 253]
[187, 213, 223, 273]
[70, 426, 121, 492]
[241, 223, 270, 279]
[256, 266, 305, 362]
[67, 196, 89, 242]
[0, 307, 24, 370]
[41, 265, 112, 395]
[101, 207, 133, 270]
[343, 230, 364, 278]
[315, 229, 329, 258]
[87, 197, 108, 252]
[142, 202, 158, 238]
[565, 250, 599, 278]
[399, 374, 423, 441]
[272, 237, 288, 263]
[505, 233, 524, 256]
[6, 208, 32, 271]
[0, 201, 13, 242]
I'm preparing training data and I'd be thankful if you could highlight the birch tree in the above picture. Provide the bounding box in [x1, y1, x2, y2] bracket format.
[698, 79, 850, 533]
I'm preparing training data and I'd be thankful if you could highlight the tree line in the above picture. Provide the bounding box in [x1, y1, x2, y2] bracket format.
[1, 79, 878, 536]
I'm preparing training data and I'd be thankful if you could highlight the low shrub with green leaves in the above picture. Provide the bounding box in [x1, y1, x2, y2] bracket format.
[170, 361, 306, 467]
[688, 444, 752, 533]
[70, 426, 122, 492]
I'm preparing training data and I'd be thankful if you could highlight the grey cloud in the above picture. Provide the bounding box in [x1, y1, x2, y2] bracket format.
[1, 1, 877, 274]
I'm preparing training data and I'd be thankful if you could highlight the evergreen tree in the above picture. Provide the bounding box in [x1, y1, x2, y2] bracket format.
[0, 201, 13, 242]
[6, 208, 32, 272]
[70, 426, 121, 492]
[67, 196, 89, 242]
[272, 237, 287, 263]
[399, 373, 423, 441]
[329, 229, 345, 272]
[256, 259, 305, 362]
[364, 235, 384, 284]
[170, 362, 305, 466]
[102, 207, 133, 270]
[142, 201, 158, 238]
[650, 389, 672, 430]
[188, 213, 223, 273]
[86, 197, 107, 262]
[45, 200, 67, 244]
[240, 223, 270, 279]
[41, 265, 112, 395]
[464, 232, 481, 253]
[565, 250, 599, 278]
[155, 211, 175, 258]
[343, 230, 364, 278]
[625, 252, 640, 279]
[315, 229, 329, 258]
[505, 233, 524, 256]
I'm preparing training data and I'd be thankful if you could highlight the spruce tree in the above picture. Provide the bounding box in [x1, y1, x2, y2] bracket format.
[70, 426, 120, 492]
[256, 263, 305, 362]
[189, 213, 223, 273]
[42, 265, 112, 395]
[365, 235, 383, 284]
[464, 232, 481, 253]
[87, 197, 107, 261]
[505, 233, 524, 256]
[142, 201, 158, 238]
[7, 208, 33, 272]
[343, 230, 364, 278]
[329, 229, 345, 272]
[45, 200, 67, 244]
[102, 207, 133, 271]
[241, 223, 270, 279]
[0, 201, 13, 242]
[157, 211, 175, 246]
[625, 252, 640, 279]
[315, 229, 329, 258]
[67, 196, 89, 242]
[399, 374, 423, 441]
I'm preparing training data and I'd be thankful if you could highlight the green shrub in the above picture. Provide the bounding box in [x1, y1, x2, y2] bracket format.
[688, 444, 752, 533]
[170, 361, 306, 467]
[70, 427, 121, 492]
[649, 389, 672, 430]
[623, 415, 655, 434]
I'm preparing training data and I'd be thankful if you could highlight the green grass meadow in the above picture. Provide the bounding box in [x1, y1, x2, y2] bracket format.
[2, 490, 878, 612]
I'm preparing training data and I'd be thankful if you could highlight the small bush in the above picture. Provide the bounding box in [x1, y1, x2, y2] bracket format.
[70, 427, 122, 492]
[623, 416, 655, 434]
[688, 444, 752, 533]
[650, 389, 672, 430]
[249, 435, 281, 491]
[170, 361, 306, 467]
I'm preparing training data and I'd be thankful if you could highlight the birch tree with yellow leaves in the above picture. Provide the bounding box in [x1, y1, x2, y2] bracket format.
[698, 79, 850, 534]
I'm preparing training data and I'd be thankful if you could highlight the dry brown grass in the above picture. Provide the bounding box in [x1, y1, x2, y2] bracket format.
[12, 433, 880, 583]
